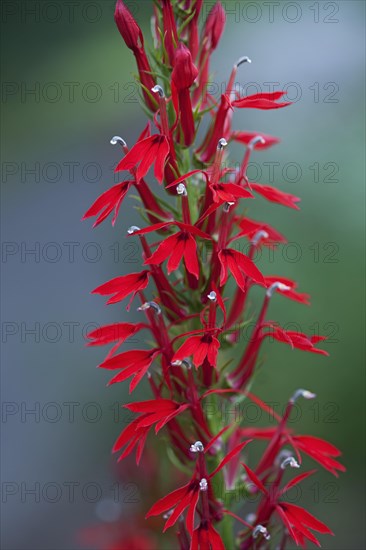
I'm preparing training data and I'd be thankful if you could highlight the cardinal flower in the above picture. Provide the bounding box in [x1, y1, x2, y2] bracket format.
[264, 276, 310, 305]
[146, 438, 251, 534]
[218, 248, 265, 290]
[82, 180, 134, 227]
[191, 523, 225, 550]
[132, 222, 212, 279]
[251, 183, 301, 209]
[86, 322, 146, 359]
[99, 348, 161, 393]
[231, 131, 280, 149]
[115, 135, 169, 184]
[92, 270, 150, 308]
[234, 217, 287, 246]
[242, 463, 333, 547]
[266, 325, 329, 355]
[172, 332, 220, 368]
[113, 399, 189, 464]
[232, 91, 292, 110]
[210, 182, 254, 203]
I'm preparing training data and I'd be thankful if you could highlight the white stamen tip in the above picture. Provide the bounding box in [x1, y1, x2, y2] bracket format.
[171, 360, 182, 366]
[251, 230, 269, 246]
[176, 183, 187, 196]
[236, 56, 252, 67]
[249, 135, 266, 149]
[127, 225, 141, 234]
[290, 389, 316, 403]
[163, 509, 173, 519]
[218, 138, 228, 149]
[110, 136, 126, 147]
[152, 85, 165, 97]
[223, 201, 235, 213]
[266, 281, 291, 298]
[137, 301, 161, 315]
[199, 478, 208, 492]
[190, 441, 204, 453]
[253, 525, 270, 540]
[281, 456, 300, 470]
[207, 291, 217, 302]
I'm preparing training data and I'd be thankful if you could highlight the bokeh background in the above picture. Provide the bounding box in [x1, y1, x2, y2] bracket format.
[1, 1, 365, 548]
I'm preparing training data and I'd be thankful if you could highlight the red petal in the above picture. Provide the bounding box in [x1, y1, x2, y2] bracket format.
[210, 440, 252, 478]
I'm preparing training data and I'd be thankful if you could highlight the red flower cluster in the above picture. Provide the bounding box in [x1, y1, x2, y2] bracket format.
[83, 1, 344, 548]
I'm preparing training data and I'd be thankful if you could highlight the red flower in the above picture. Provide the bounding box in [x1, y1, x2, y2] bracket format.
[82, 180, 134, 227]
[231, 131, 280, 149]
[172, 43, 198, 146]
[235, 217, 287, 246]
[232, 91, 292, 110]
[211, 182, 254, 203]
[191, 523, 225, 550]
[115, 135, 169, 184]
[92, 270, 150, 308]
[133, 222, 211, 279]
[172, 333, 220, 368]
[99, 348, 161, 393]
[147, 438, 251, 534]
[113, 399, 189, 463]
[242, 464, 333, 547]
[265, 325, 329, 355]
[264, 276, 310, 305]
[218, 248, 265, 290]
[251, 183, 301, 209]
[292, 435, 346, 477]
[86, 322, 145, 358]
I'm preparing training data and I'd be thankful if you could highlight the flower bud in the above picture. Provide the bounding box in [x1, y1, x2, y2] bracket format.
[172, 43, 198, 90]
[114, 0, 143, 53]
[204, 2, 226, 51]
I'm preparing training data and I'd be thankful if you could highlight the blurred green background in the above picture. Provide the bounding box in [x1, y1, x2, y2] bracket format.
[1, 1, 365, 549]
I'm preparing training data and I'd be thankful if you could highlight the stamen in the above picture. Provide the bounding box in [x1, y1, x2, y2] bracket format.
[217, 138, 228, 150]
[137, 301, 161, 315]
[266, 281, 291, 298]
[151, 85, 165, 98]
[163, 509, 174, 519]
[248, 135, 266, 150]
[223, 201, 235, 213]
[236, 56, 252, 67]
[281, 456, 300, 470]
[199, 478, 208, 491]
[190, 441, 204, 453]
[171, 358, 192, 369]
[207, 291, 217, 302]
[127, 225, 141, 234]
[253, 525, 270, 540]
[290, 388, 316, 403]
[275, 449, 292, 466]
[176, 183, 187, 196]
[251, 229, 269, 246]
[110, 136, 127, 147]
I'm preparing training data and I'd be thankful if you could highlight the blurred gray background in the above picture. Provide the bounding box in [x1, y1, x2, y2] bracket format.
[1, 1, 365, 548]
